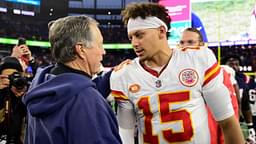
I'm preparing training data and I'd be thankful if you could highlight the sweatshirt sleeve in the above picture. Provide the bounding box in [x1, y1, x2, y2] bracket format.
[67, 87, 121, 144]
[93, 70, 112, 99]
[201, 48, 234, 121]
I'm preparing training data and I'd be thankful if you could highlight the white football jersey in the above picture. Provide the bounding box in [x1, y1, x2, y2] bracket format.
[221, 65, 237, 85]
[110, 47, 234, 144]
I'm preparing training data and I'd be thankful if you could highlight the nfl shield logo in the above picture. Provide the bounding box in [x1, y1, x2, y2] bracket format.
[155, 80, 162, 88]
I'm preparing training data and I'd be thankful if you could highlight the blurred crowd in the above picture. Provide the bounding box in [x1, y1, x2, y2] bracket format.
[0, 14, 255, 72]
[0, 14, 48, 41]
[1, 44, 256, 73]
[209, 44, 256, 72]
[0, 14, 129, 43]
[0, 13, 255, 72]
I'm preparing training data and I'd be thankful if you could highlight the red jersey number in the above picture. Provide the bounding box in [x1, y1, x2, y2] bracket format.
[137, 91, 194, 144]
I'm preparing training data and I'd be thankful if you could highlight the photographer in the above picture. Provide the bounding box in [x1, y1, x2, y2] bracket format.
[0, 56, 27, 144]
[11, 38, 36, 80]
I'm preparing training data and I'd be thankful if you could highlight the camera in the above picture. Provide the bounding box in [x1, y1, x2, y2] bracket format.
[8, 72, 28, 90]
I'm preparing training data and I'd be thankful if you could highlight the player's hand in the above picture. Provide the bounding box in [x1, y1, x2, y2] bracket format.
[113, 59, 132, 72]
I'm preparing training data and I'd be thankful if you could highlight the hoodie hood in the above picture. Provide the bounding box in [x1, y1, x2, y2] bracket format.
[23, 65, 94, 117]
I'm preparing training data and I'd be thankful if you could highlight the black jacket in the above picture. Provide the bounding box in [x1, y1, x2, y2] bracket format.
[0, 88, 26, 144]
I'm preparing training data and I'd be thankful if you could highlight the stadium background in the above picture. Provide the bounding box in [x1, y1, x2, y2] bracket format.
[0, 0, 255, 75]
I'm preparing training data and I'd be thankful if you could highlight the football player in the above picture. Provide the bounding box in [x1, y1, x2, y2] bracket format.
[224, 55, 256, 143]
[110, 2, 244, 144]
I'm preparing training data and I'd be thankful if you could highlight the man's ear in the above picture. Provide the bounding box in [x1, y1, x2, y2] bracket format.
[75, 44, 86, 59]
[199, 42, 204, 46]
[159, 26, 166, 39]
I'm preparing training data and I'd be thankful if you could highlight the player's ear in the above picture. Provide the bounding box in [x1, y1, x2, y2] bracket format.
[159, 26, 166, 39]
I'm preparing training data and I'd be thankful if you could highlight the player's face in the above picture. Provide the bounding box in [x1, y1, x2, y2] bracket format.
[128, 28, 161, 61]
[85, 25, 105, 75]
[179, 31, 201, 48]
[226, 58, 240, 72]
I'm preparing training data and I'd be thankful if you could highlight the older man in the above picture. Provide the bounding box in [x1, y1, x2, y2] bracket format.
[23, 15, 121, 144]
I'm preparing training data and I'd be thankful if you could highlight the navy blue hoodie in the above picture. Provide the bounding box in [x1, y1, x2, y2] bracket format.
[23, 65, 122, 144]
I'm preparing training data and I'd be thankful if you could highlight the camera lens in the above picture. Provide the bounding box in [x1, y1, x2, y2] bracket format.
[9, 72, 28, 90]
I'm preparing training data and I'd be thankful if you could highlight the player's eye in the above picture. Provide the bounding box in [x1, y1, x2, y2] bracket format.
[135, 32, 143, 39]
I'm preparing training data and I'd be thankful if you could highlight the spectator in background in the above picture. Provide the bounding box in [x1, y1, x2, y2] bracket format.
[110, 2, 244, 144]
[11, 39, 36, 80]
[11, 39, 33, 71]
[22, 15, 121, 144]
[0, 56, 28, 144]
[223, 55, 256, 143]
[248, 74, 256, 134]
[179, 27, 241, 144]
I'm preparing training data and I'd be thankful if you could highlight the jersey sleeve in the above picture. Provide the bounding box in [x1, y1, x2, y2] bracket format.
[110, 61, 133, 109]
[201, 48, 234, 121]
[110, 61, 136, 129]
[93, 70, 112, 98]
[221, 65, 237, 85]
[230, 74, 238, 85]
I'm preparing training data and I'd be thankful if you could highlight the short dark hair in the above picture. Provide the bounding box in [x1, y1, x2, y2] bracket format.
[183, 27, 204, 42]
[221, 54, 241, 65]
[0, 56, 23, 73]
[121, 2, 171, 37]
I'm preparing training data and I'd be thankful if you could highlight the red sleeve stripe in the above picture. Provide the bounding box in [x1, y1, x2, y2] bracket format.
[111, 90, 129, 100]
[205, 62, 218, 76]
[203, 63, 221, 86]
[181, 46, 201, 51]
[114, 97, 129, 101]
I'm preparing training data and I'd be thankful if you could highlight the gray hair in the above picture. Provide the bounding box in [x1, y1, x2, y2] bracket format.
[48, 15, 98, 63]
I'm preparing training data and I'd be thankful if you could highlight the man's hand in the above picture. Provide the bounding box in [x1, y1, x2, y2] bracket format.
[11, 86, 27, 97]
[11, 44, 33, 71]
[0, 75, 9, 90]
[11, 44, 33, 61]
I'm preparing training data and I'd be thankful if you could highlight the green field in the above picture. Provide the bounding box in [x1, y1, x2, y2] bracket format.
[192, 0, 255, 42]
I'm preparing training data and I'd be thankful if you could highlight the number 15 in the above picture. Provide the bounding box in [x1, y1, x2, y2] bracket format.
[137, 91, 194, 144]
